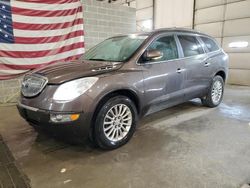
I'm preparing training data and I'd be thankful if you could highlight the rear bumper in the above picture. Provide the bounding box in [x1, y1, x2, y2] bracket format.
[17, 103, 90, 141]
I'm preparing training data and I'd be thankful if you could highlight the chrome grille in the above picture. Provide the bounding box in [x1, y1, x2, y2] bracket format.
[21, 74, 48, 97]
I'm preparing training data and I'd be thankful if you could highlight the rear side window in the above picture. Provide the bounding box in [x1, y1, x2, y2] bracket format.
[178, 35, 204, 57]
[200, 37, 219, 52]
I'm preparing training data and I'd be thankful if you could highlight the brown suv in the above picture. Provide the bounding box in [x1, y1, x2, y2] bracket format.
[17, 28, 229, 149]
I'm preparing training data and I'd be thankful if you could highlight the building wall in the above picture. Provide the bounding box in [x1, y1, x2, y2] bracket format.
[106, 0, 136, 8]
[194, 0, 250, 86]
[155, 0, 194, 29]
[102, 0, 153, 32]
[136, 0, 153, 31]
[82, 0, 136, 50]
[0, 0, 136, 103]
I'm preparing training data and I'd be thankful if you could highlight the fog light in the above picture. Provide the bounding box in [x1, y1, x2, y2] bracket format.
[50, 114, 80, 123]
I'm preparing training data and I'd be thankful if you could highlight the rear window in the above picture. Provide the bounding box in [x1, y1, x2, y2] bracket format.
[178, 35, 204, 57]
[200, 37, 220, 52]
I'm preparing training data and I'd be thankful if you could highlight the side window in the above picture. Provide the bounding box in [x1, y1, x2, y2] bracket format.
[145, 36, 179, 62]
[200, 37, 219, 52]
[178, 35, 204, 57]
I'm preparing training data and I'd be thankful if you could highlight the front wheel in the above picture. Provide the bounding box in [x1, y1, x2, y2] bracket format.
[94, 96, 138, 150]
[202, 75, 224, 108]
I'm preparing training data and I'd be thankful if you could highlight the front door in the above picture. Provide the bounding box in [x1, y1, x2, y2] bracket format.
[139, 35, 185, 115]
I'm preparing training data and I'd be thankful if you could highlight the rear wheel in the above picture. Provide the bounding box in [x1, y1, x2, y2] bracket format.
[202, 75, 224, 108]
[94, 96, 138, 150]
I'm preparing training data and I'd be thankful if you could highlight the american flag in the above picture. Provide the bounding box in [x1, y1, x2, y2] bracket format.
[0, 0, 85, 80]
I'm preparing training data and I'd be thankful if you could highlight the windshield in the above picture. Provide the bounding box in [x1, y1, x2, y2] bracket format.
[82, 35, 148, 62]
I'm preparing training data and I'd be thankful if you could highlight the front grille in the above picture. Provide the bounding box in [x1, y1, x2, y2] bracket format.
[21, 74, 48, 97]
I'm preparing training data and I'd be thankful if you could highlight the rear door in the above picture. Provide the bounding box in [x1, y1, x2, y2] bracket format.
[176, 35, 209, 100]
[139, 35, 185, 114]
[199, 36, 221, 79]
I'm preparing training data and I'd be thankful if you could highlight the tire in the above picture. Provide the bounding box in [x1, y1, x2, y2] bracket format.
[94, 95, 138, 150]
[201, 75, 224, 108]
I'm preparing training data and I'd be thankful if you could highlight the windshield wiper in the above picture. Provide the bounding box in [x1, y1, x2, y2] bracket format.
[88, 58, 107, 61]
[87, 58, 123, 63]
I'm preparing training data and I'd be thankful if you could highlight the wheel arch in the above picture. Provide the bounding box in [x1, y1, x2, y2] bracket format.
[214, 70, 226, 82]
[89, 89, 140, 141]
[96, 89, 140, 112]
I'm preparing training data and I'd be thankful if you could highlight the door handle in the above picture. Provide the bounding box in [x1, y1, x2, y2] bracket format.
[176, 68, 184, 73]
[204, 62, 211, 67]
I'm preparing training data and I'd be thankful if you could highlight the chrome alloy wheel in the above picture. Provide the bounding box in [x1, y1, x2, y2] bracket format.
[103, 104, 132, 142]
[211, 80, 223, 104]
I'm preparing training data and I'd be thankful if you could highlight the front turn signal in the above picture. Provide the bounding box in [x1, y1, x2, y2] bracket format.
[70, 114, 80, 121]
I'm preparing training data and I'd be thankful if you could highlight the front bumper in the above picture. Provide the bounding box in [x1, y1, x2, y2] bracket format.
[17, 103, 90, 141]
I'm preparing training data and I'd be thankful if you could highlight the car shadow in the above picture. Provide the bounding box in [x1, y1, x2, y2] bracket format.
[29, 99, 208, 155]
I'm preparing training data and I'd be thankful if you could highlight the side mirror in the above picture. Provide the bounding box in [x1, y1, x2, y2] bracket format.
[143, 50, 163, 61]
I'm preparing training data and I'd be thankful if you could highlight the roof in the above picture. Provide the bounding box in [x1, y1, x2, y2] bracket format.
[132, 28, 211, 37]
[113, 28, 212, 39]
[150, 28, 209, 36]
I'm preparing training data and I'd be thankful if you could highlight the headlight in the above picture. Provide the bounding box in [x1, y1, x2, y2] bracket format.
[53, 77, 98, 101]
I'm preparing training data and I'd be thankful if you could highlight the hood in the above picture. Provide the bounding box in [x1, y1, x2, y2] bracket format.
[31, 60, 123, 84]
